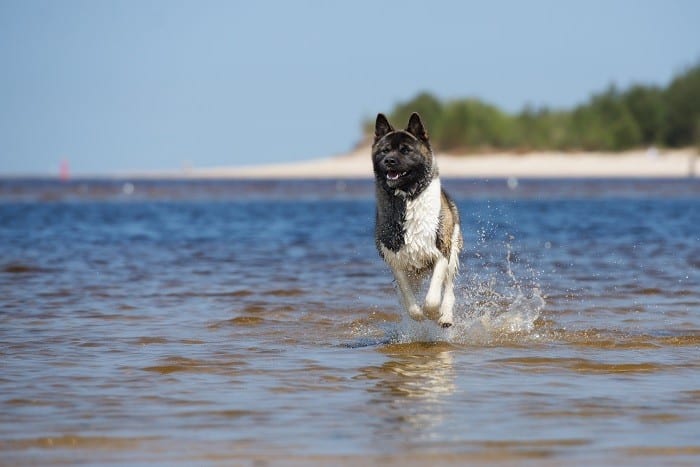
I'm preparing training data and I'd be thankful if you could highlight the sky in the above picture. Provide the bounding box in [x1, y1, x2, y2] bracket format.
[1, 0, 699, 175]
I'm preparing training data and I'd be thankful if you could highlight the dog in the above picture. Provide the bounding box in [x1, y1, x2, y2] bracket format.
[372, 112, 463, 328]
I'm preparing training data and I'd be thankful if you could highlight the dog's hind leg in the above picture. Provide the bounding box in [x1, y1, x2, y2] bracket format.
[391, 267, 425, 321]
[424, 256, 448, 320]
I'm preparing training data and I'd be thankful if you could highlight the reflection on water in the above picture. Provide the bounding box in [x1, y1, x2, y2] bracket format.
[359, 345, 456, 445]
[0, 178, 699, 464]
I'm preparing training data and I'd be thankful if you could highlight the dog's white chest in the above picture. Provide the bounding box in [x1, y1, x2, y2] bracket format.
[382, 179, 442, 273]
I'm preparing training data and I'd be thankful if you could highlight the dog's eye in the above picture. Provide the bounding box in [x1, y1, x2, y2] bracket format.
[399, 146, 410, 155]
[381, 148, 390, 155]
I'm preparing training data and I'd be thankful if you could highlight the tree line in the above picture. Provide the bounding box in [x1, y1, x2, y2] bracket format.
[365, 63, 700, 153]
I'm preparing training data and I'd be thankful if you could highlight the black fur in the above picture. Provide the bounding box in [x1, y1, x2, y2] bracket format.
[374, 188, 406, 254]
[372, 113, 437, 200]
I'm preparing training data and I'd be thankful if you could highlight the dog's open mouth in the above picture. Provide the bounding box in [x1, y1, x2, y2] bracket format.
[386, 170, 407, 181]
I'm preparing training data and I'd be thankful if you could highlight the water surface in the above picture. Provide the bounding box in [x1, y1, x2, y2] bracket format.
[1, 178, 699, 465]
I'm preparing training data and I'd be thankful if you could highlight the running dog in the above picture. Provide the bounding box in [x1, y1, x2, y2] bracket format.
[372, 112, 463, 327]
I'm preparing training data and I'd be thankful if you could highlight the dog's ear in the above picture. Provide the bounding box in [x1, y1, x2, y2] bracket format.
[406, 112, 429, 145]
[374, 113, 394, 143]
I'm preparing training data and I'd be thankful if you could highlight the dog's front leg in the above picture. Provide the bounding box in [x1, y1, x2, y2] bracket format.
[424, 256, 448, 320]
[391, 267, 425, 321]
[438, 274, 455, 328]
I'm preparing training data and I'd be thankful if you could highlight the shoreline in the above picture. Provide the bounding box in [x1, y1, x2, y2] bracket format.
[181, 146, 699, 180]
[2, 147, 698, 180]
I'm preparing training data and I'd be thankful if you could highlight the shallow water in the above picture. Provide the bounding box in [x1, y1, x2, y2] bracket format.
[1, 178, 699, 465]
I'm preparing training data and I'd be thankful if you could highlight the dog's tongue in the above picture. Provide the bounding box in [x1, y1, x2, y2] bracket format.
[386, 171, 401, 180]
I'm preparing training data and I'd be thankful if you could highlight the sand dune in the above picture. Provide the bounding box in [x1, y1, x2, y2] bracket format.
[182, 146, 698, 179]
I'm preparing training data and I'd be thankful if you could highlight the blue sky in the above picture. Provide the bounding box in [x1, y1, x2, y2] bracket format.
[1, 0, 699, 175]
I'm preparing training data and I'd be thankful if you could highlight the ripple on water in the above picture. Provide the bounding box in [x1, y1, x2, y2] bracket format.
[228, 316, 266, 326]
[1, 261, 55, 274]
[493, 356, 666, 374]
[657, 332, 700, 346]
[266, 288, 306, 297]
[545, 327, 700, 349]
[0, 435, 161, 450]
[141, 356, 246, 375]
[207, 316, 267, 329]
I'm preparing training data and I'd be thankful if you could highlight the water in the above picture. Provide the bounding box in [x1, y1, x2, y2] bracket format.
[1, 178, 699, 465]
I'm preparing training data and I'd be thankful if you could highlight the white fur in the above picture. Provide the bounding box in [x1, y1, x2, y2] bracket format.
[382, 178, 442, 274]
[381, 178, 460, 326]
[437, 225, 461, 326]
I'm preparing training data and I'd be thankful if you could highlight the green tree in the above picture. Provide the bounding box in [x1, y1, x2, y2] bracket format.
[435, 99, 515, 151]
[389, 92, 443, 133]
[664, 64, 700, 146]
[364, 62, 699, 152]
[623, 85, 666, 145]
[570, 86, 642, 150]
[516, 106, 571, 150]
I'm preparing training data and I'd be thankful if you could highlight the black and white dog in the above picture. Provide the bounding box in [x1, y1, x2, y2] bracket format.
[372, 112, 463, 328]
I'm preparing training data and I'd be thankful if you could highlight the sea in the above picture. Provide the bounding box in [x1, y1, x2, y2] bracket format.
[1, 177, 699, 465]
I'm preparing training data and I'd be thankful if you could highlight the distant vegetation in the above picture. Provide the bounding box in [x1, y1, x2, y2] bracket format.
[365, 63, 700, 153]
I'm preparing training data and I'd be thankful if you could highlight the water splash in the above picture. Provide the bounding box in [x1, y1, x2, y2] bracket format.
[450, 284, 545, 344]
[378, 235, 546, 346]
[380, 283, 545, 345]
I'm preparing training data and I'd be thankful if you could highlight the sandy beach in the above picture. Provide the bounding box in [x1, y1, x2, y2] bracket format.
[181, 146, 698, 179]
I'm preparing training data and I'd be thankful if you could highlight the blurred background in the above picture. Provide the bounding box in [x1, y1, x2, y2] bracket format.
[0, 0, 699, 175]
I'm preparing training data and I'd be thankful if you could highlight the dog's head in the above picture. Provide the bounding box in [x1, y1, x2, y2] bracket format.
[371, 112, 436, 196]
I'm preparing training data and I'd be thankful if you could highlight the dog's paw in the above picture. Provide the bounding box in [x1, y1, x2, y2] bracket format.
[423, 301, 440, 320]
[408, 305, 426, 321]
[437, 311, 453, 328]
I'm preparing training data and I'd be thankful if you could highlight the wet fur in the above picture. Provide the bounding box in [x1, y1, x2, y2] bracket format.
[372, 113, 463, 327]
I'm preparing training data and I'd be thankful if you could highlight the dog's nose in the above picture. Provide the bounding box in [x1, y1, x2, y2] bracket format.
[383, 156, 398, 167]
